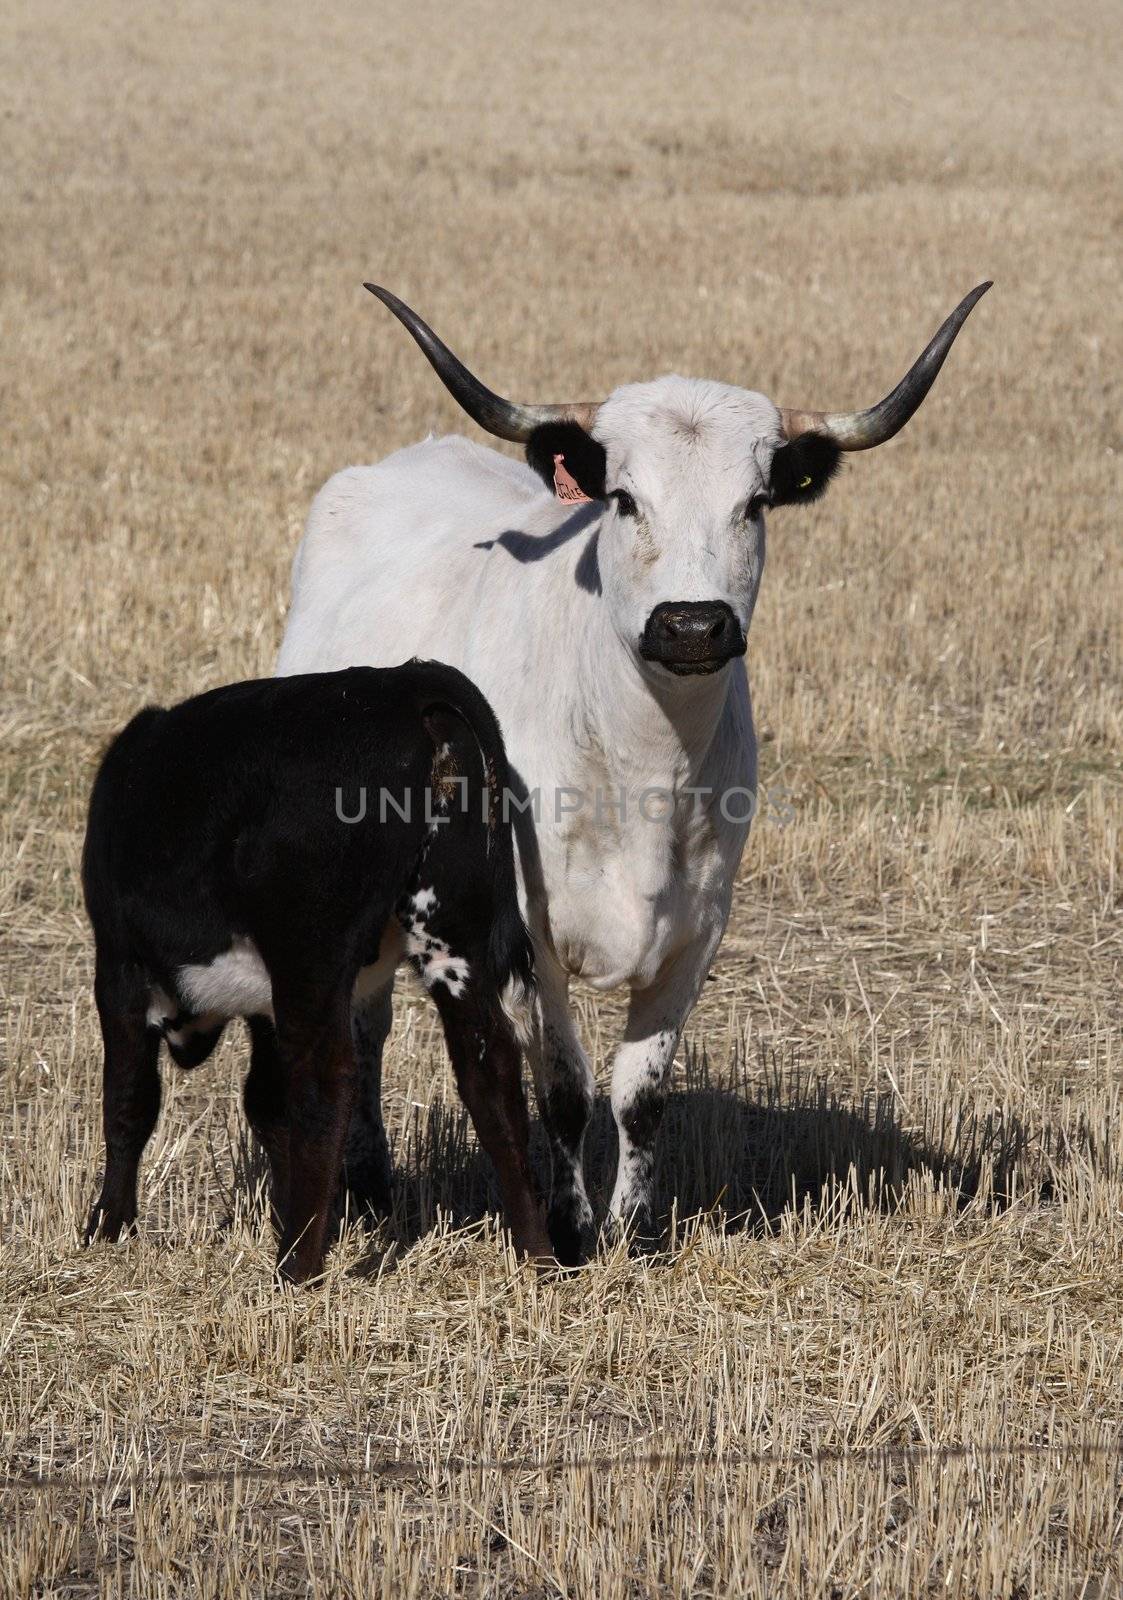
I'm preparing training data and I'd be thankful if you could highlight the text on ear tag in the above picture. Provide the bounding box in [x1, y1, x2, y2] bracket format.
[553, 454, 594, 504]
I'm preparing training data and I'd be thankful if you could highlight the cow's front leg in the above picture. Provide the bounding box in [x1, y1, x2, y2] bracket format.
[524, 957, 596, 1267]
[607, 947, 712, 1249]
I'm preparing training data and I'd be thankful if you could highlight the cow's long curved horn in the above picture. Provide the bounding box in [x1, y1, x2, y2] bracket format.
[780, 282, 991, 449]
[364, 284, 600, 442]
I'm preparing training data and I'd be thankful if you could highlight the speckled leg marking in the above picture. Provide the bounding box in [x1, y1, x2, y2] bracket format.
[399, 886, 472, 999]
[607, 956, 708, 1248]
[524, 963, 595, 1266]
[607, 1025, 681, 1246]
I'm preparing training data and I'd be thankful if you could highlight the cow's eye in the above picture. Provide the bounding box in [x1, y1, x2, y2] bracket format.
[745, 493, 769, 522]
[611, 489, 637, 518]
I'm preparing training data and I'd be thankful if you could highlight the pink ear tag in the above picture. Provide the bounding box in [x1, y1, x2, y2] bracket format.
[553, 453, 593, 504]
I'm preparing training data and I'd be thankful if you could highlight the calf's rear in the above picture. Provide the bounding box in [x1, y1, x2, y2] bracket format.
[82, 662, 550, 1282]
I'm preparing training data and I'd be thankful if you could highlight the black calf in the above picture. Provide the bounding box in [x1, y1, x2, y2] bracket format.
[82, 662, 551, 1283]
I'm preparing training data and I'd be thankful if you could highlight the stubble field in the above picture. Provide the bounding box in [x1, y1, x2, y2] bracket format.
[1, 1, 1121, 1593]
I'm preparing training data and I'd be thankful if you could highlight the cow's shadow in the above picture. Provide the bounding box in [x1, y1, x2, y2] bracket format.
[331, 1046, 1057, 1276]
[221, 1045, 1061, 1275]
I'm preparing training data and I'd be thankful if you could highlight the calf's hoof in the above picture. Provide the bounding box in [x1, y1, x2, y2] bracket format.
[547, 1202, 594, 1269]
[275, 1251, 323, 1288]
[83, 1200, 135, 1246]
[509, 1217, 557, 1270]
[275, 1228, 330, 1287]
[343, 1177, 393, 1230]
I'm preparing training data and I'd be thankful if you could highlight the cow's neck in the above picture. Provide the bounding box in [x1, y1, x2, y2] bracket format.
[578, 608, 736, 794]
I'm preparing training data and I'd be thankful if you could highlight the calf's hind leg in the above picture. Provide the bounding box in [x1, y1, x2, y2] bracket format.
[272, 982, 359, 1284]
[343, 979, 395, 1220]
[85, 962, 162, 1243]
[243, 1016, 291, 1225]
[428, 983, 552, 1263]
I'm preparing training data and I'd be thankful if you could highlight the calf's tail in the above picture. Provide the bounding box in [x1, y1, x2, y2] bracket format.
[412, 665, 535, 1036]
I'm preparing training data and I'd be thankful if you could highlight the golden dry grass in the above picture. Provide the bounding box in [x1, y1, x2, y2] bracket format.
[2, 0, 1121, 1593]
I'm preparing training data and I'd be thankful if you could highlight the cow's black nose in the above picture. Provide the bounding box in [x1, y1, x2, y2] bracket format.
[639, 601, 746, 674]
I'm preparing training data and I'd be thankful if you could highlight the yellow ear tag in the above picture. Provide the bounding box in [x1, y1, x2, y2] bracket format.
[799, 474, 813, 489]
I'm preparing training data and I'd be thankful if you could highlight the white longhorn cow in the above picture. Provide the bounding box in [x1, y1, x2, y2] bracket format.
[276, 282, 990, 1262]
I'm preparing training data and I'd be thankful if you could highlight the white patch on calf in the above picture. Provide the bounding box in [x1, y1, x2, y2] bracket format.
[177, 935, 274, 1020]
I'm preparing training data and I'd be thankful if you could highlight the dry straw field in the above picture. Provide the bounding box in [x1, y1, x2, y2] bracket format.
[2, 0, 1121, 1593]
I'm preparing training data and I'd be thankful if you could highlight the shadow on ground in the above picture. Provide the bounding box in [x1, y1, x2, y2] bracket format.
[220, 1043, 1102, 1274]
[394, 1046, 1038, 1246]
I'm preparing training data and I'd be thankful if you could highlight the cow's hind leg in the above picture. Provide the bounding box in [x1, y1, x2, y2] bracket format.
[243, 1016, 291, 1225]
[85, 961, 162, 1244]
[524, 960, 595, 1266]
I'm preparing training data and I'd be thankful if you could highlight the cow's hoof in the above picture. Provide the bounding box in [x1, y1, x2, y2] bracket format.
[601, 1212, 662, 1259]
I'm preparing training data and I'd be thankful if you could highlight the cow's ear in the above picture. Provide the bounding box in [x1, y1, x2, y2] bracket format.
[770, 433, 842, 508]
[526, 422, 607, 501]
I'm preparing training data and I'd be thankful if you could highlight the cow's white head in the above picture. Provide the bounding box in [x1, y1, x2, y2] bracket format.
[365, 282, 990, 679]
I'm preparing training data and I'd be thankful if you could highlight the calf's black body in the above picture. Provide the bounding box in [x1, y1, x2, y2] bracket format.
[82, 662, 550, 1282]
